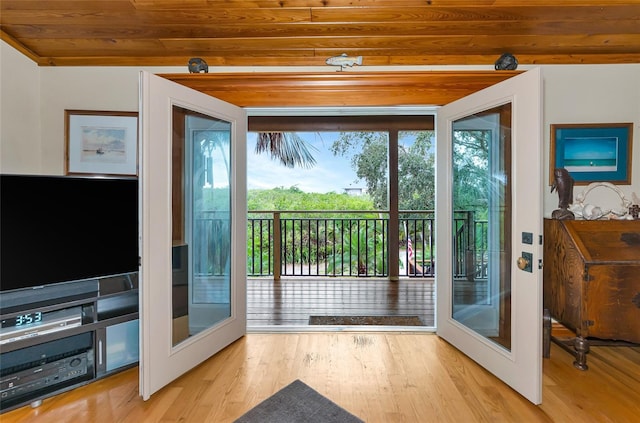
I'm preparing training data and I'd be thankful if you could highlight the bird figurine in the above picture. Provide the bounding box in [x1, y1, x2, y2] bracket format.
[188, 58, 209, 73]
[550, 168, 575, 220]
[494, 53, 518, 70]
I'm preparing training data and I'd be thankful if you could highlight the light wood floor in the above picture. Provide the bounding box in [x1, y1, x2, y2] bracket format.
[3, 332, 639, 422]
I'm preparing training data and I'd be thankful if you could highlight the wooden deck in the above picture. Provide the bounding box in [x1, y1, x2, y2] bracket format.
[247, 277, 438, 328]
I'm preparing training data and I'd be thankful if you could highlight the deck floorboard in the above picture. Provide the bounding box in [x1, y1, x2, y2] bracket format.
[247, 277, 439, 327]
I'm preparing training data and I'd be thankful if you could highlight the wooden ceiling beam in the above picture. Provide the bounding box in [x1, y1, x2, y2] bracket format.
[0, 29, 42, 64]
[24, 33, 640, 59]
[158, 71, 521, 107]
[130, 0, 640, 7]
[0, 8, 312, 25]
[310, 5, 640, 22]
[35, 52, 640, 67]
[248, 115, 436, 131]
[8, 20, 640, 40]
[4, 5, 640, 25]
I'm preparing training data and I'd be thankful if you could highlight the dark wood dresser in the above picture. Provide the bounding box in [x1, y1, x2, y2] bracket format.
[543, 218, 640, 369]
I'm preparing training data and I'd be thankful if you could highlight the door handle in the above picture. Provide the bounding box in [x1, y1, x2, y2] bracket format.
[517, 252, 533, 272]
[517, 257, 529, 270]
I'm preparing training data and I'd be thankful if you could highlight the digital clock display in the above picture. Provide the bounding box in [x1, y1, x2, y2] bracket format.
[1, 312, 44, 329]
[0, 306, 84, 345]
[16, 312, 43, 326]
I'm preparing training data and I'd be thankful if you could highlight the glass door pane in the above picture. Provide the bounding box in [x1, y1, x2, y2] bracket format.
[451, 104, 512, 350]
[172, 107, 233, 346]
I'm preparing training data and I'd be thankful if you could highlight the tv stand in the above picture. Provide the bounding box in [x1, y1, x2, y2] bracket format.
[0, 273, 139, 413]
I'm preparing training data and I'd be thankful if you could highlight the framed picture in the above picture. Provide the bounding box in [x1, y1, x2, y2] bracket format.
[65, 110, 138, 176]
[550, 123, 633, 185]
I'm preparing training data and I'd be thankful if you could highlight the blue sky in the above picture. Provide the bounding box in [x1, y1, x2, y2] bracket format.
[246, 132, 362, 193]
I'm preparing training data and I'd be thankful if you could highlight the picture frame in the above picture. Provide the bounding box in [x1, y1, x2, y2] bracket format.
[550, 123, 633, 185]
[65, 110, 138, 176]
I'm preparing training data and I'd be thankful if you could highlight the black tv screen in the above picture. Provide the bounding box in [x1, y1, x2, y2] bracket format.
[1, 175, 139, 292]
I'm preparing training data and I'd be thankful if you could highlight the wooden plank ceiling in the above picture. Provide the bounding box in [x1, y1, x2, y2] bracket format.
[2, 1, 638, 106]
[1, 0, 639, 67]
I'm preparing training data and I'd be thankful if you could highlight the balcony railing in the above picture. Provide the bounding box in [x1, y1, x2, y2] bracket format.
[243, 210, 487, 279]
[192, 210, 487, 279]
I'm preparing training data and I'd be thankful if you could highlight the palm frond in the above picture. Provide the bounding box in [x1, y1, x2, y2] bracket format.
[256, 132, 318, 169]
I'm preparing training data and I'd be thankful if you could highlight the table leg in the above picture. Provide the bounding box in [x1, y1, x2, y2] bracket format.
[573, 336, 590, 370]
[543, 309, 551, 358]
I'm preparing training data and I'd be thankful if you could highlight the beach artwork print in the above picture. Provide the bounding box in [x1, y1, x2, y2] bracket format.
[562, 136, 618, 173]
[550, 122, 632, 185]
[80, 125, 128, 164]
[65, 110, 138, 176]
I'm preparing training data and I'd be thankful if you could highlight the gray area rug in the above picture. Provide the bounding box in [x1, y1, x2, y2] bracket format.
[234, 379, 363, 423]
[309, 315, 424, 326]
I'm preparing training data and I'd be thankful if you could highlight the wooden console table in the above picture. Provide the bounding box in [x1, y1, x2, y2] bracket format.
[543, 218, 640, 370]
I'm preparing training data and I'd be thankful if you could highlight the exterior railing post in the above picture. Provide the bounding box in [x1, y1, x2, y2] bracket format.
[273, 212, 281, 281]
[465, 211, 476, 282]
[388, 132, 400, 281]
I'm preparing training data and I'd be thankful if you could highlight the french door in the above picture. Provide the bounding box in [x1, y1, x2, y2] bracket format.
[139, 71, 247, 399]
[137, 68, 542, 403]
[436, 68, 543, 404]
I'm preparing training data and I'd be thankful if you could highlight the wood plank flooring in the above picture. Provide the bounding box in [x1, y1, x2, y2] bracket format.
[247, 277, 437, 327]
[4, 279, 637, 421]
[3, 332, 639, 422]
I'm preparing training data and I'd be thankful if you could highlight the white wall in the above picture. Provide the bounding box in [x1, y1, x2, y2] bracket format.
[2, 41, 639, 214]
[1, 41, 182, 174]
[542, 65, 640, 217]
[0, 41, 41, 173]
[39, 66, 178, 175]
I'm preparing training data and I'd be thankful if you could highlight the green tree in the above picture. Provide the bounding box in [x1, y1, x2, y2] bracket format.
[452, 129, 489, 216]
[398, 131, 435, 211]
[255, 132, 318, 169]
[330, 132, 389, 208]
[330, 131, 435, 211]
[327, 223, 387, 276]
[248, 186, 376, 215]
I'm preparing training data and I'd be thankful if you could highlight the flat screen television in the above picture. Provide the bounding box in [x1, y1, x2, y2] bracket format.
[0, 175, 139, 294]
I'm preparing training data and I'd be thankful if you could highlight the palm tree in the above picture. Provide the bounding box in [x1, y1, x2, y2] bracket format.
[255, 132, 318, 169]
